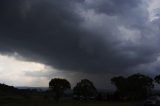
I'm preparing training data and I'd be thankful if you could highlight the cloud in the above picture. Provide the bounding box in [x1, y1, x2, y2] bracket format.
[0, 54, 50, 87]
[0, 0, 160, 77]
[83, 0, 143, 15]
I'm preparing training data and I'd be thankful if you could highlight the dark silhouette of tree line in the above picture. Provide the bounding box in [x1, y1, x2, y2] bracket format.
[111, 73, 154, 100]
[48, 73, 160, 102]
[1, 73, 160, 102]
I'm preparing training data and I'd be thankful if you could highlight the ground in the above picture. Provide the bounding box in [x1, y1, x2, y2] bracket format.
[0, 94, 142, 106]
[0, 99, 141, 106]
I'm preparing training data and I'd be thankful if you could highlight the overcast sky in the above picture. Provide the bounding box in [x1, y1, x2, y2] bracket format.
[0, 0, 160, 88]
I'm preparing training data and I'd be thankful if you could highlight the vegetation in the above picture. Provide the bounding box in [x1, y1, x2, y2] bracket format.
[155, 75, 160, 84]
[73, 79, 97, 100]
[111, 73, 154, 100]
[0, 100, 136, 106]
[0, 100, 137, 106]
[0, 83, 18, 93]
[1, 73, 160, 105]
[49, 78, 71, 102]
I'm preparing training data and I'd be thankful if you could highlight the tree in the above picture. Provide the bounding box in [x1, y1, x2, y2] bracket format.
[73, 79, 97, 100]
[111, 73, 154, 100]
[111, 76, 127, 99]
[155, 75, 160, 84]
[49, 78, 71, 102]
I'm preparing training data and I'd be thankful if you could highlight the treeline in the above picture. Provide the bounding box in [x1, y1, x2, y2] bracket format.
[111, 73, 154, 101]
[48, 73, 160, 102]
[0, 73, 160, 102]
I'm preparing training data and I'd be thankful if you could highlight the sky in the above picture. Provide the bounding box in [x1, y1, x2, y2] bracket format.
[0, 0, 160, 88]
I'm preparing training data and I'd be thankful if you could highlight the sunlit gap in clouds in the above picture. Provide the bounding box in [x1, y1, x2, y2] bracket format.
[0, 53, 66, 87]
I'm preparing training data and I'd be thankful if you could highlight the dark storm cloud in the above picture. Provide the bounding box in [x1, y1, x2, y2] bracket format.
[0, 0, 160, 74]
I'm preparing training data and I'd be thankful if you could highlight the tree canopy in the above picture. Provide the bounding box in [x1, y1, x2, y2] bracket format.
[111, 73, 154, 100]
[155, 75, 160, 84]
[49, 78, 71, 102]
[73, 79, 97, 99]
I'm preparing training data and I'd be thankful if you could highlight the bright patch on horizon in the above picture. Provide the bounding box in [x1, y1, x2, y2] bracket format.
[0, 54, 52, 87]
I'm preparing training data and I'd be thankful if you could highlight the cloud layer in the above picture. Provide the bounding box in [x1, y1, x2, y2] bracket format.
[0, 0, 160, 76]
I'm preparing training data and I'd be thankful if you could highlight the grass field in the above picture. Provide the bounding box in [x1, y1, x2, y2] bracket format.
[0, 100, 140, 106]
[0, 95, 142, 106]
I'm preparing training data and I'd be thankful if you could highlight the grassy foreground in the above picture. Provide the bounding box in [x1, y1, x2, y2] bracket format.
[0, 100, 140, 106]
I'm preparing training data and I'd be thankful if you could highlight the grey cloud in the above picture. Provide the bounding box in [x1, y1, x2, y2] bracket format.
[83, 0, 143, 15]
[0, 0, 159, 76]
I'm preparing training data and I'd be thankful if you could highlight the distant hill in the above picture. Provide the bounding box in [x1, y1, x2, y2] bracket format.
[0, 83, 18, 95]
[16, 87, 49, 91]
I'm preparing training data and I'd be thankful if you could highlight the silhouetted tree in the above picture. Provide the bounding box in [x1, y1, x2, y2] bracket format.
[49, 78, 71, 102]
[73, 79, 97, 100]
[111, 73, 154, 100]
[111, 76, 127, 100]
[155, 75, 160, 84]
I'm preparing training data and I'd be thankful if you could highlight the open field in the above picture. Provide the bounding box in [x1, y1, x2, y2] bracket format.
[0, 100, 142, 106]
